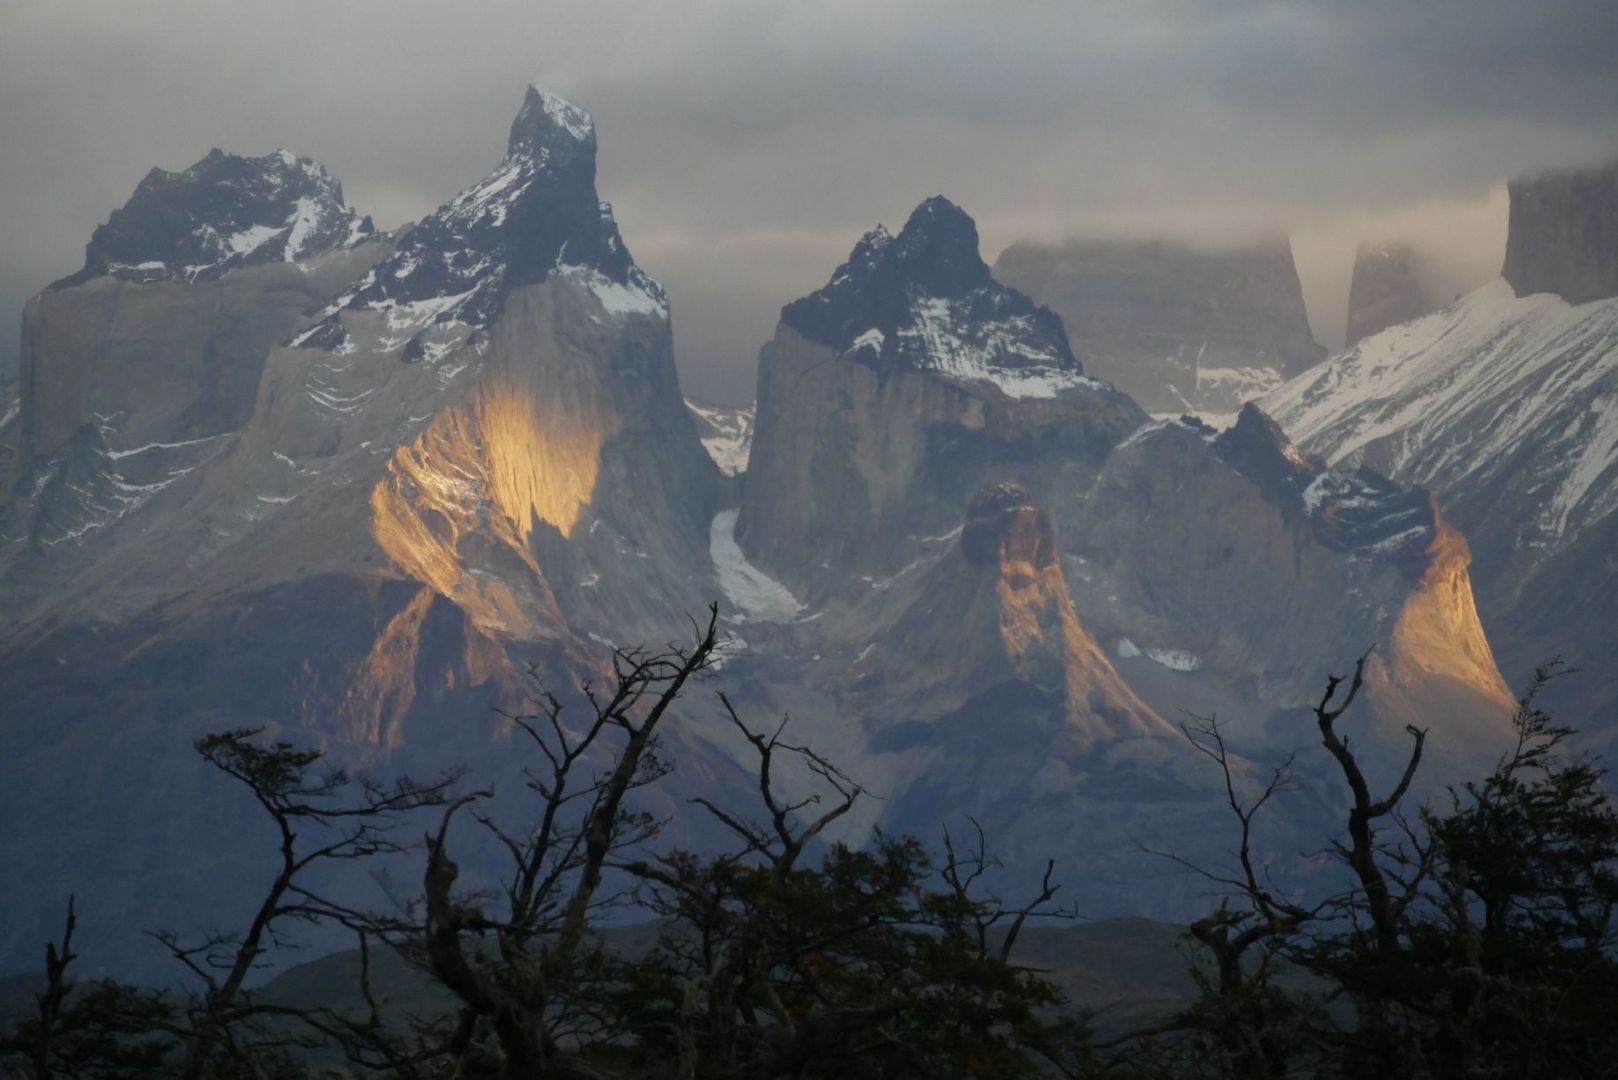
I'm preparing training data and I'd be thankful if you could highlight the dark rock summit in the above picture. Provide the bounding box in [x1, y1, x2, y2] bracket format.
[1502, 159, 1618, 305]
[54, 148, 371, 289]
[995, 237, 1324, 415]
[1345, 241, 1447, 346]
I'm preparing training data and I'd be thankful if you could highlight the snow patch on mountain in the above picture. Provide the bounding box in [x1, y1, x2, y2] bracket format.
[533, 86, 594, 142]
[1114, 639, 1201, 671]
[898, 295, 1099, 399]
[557, 263, 667, 320]
[686, 400, 754, 476]
[710, 509, 804, 622]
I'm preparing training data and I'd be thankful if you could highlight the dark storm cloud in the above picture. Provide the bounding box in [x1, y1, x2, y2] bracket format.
[2, 0, 1615, 401]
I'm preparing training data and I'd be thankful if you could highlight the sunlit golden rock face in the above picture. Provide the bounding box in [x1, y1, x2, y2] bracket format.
[984, 504, 1171, 747]
[473, 379, 611, 542]
[893, 482, 1176, 750]
[1368, 521, 1516, 729]
[364, 276, 662, 643]
[368, 374, 616, 642]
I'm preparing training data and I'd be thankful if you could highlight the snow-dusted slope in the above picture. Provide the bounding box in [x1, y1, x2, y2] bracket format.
[1265, 280, 1618, 554]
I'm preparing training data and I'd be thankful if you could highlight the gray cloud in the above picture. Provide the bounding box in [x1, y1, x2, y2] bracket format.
[3, 0, 1615, 402]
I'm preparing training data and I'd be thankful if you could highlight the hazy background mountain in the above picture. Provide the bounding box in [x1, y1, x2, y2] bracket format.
[4, 0, 1617, 403]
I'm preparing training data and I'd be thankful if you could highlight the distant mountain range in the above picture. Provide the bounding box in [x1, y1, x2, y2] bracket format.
[3, 89, 1605, 984]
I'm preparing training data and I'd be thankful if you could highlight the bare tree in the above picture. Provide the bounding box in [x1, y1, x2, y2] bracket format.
[403, 604, 722, 1077]
[152, 728, 458, 1078]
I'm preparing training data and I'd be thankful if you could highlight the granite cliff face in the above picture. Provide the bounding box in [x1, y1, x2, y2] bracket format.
[0, 88, 727, 976]
[1502, 159, 1618, 305]
[994, 238, 1324, 417]
[1345, 242, 1447, 347]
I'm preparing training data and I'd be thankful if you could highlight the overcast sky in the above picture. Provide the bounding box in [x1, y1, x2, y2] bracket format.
[3, 0, 1615, 403]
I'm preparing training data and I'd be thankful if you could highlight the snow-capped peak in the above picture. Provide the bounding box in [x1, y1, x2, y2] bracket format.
[533, 85, 594, 142]
[781, 196, 1097, 400]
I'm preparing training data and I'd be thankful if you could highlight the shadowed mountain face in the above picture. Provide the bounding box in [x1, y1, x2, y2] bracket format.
[994, 238, 1324, 418]
[0, 96, 1521, 981]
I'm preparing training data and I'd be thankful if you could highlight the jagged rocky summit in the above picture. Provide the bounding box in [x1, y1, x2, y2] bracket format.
[54, 148, 373, 290]
[994, 237, 1324, 418]
[1345, 241, 1447, 347]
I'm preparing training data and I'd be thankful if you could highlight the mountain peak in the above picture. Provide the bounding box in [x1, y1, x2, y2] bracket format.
[303, 85, 661, 350]
[508, 85, 597, 158]
[53, 147, 370, 289]
[891, 195, 991, 296]
[778, 197, 1090, 399]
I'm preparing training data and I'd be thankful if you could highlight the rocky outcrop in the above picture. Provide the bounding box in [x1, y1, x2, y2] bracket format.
[1345, 242, 1447, 346]
[912, 481, 1171, 748]
[994, 237, 1324, 416]
[1502, 159, 1618, 305]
